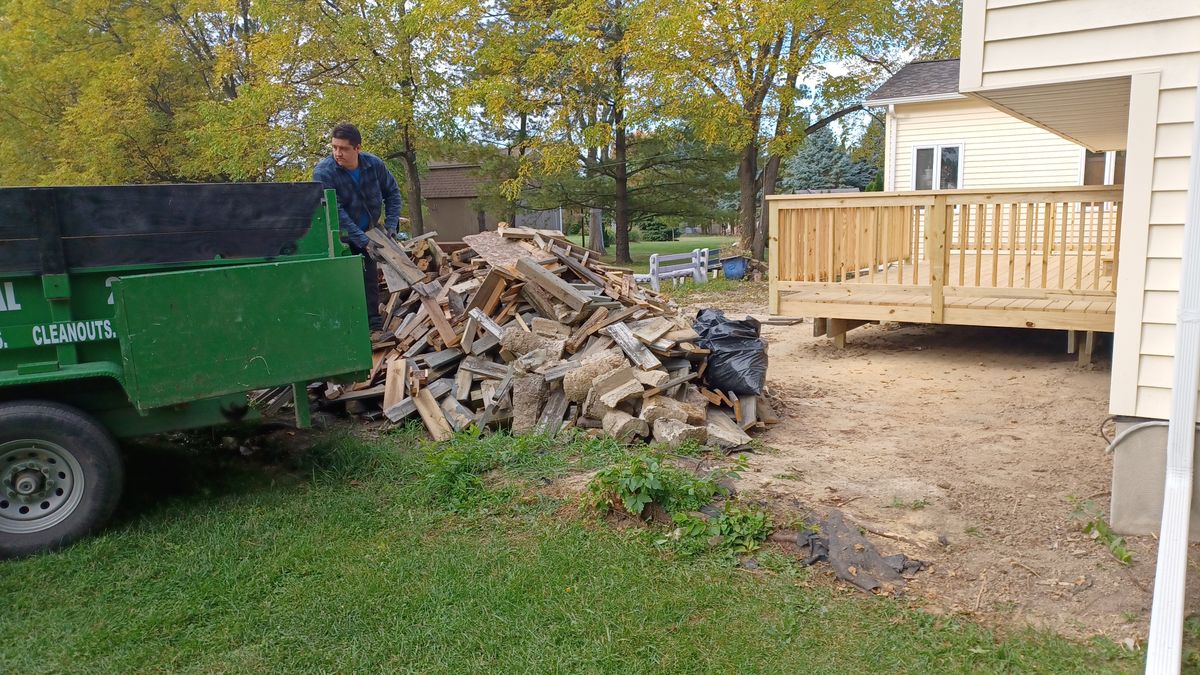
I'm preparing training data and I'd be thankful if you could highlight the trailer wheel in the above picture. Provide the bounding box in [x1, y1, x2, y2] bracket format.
[0, 401, 123, 558]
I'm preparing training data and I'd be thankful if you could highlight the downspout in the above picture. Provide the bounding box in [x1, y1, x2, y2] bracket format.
[1146, 75, 1200, 671]
[886, 105, 897, 191]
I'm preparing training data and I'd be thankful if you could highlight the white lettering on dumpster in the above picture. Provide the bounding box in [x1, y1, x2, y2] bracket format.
[0, 282, 20, 312]
[31, 319, 116, 346]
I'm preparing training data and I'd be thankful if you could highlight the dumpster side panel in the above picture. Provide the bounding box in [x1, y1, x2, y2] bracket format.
[113, 257, 371, 410]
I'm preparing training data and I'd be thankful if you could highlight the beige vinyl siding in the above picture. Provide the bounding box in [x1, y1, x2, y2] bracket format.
[891, 99, 1083, 191]
[960, 0, 1198, 420]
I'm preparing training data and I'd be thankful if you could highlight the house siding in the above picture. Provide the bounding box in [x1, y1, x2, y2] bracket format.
[960, 0, 1199, 420]
[891, 98, 1083, 191]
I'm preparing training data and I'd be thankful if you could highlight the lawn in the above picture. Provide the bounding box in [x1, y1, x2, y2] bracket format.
[565, 234, 737, 274]
[0, 427, 1138, 673]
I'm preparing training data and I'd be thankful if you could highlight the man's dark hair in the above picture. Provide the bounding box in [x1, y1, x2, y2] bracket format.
[331, 122, 362, 146]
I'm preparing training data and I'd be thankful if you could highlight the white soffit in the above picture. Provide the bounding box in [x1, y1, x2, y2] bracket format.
[974, 76, 1133, 152]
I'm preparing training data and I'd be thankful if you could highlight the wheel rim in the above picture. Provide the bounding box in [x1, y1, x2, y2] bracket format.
[0, 439, 85, 534]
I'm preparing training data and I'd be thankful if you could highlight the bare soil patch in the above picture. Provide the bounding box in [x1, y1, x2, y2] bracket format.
[688, 281, 1200, 644]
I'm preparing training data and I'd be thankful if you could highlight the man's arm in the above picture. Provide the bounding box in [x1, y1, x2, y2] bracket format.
[313, 165, 369, 248]
[378, 159, 404, 235]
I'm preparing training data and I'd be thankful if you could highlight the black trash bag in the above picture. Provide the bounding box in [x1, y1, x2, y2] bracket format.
[693, 308, 768, 395]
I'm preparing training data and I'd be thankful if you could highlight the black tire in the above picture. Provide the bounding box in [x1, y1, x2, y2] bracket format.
[0, 401, 123, 559]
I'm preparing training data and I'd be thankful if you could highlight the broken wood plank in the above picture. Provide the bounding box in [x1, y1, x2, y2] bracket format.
[383, 358, 408, 410]
[604, 322, 662, 370]
[460, 355, 510, 379]
[440, 397, 475, 432]
[641, 372, 698, 399]
[415, 389, 454, 441]
[534, 388, 570, 437]
[515, 257, 590, 310]
[468, 307, 506, 339]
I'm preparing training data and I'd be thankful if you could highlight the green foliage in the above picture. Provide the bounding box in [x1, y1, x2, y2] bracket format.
[587, 453, 728, 516]
[639, 220, 677, 242]
[1069, 498, 1132, 566]
[661, 502, 773, 557]
[782, 128, 877, 192]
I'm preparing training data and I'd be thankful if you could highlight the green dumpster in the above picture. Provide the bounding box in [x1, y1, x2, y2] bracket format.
[0, 183, 372, 557]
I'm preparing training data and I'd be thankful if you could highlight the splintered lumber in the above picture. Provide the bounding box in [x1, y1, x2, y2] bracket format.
[738, 395, 759, 431]
[323, 216, 779, 444]
[534, 388, 570, 437]
[440, 397, 475, 432]
[515, 257, 590, 310]
[384, 378, 453, 422]
[383, 358, 408, 410]
[415, 389, 454, 441]
[465, 270, 507, 315]
[564, 307, 610, 353]
[641, 372, 698, 399]
[468, 307, 506, 339]
[461, 355, 510, 380]
[605, 323, 661, 370]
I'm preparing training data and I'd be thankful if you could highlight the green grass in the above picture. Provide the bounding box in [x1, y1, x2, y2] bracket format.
[566, 234, 736, 273]
[0, 428, 1139, 673]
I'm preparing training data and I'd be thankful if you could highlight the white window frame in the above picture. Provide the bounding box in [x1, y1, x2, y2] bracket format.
[1077, 149, 1123, 185]
[911, 143, 965, 190]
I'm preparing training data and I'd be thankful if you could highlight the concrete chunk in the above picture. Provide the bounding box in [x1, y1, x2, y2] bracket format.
[511, 374, 546, 432]
[634, 370, 670, 388]
[705, 408, 752, 449]
[640, 396, 688, 426]
[593, 367, 645, 408]
[563, 350, 626, 402]
[652, 418, 708, 449]
[603, 410, 648, 441]
[500, 326, 560, 356]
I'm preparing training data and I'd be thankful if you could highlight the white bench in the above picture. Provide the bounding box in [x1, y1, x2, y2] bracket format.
[634, 248, 710, 292]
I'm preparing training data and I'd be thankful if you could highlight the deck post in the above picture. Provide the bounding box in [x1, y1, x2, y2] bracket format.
[1078, 330, 1096, 366]
[769, 200, 780, 314]
[928, 194, 948, 323]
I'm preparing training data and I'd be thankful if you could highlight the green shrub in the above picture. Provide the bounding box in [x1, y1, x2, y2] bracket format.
[587, 453, 728, 516]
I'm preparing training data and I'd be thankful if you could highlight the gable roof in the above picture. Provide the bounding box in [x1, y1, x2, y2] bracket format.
[865, 59, 965, 106]
[423, 165, 481, 200]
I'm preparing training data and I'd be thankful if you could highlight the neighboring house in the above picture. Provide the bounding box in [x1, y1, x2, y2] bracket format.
[422, 162, 500, 241]
[866, 59, 1125, 192]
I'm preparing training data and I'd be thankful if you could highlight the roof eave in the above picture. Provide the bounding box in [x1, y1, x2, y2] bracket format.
[863, 92, 968, 107]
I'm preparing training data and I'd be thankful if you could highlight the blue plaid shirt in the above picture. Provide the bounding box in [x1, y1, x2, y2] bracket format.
[313, 152, 403, 249]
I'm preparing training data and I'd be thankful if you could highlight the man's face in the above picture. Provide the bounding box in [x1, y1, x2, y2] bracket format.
[331, 137, 361, 169]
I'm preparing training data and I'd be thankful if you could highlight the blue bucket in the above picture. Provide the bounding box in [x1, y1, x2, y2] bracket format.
[722, 256, 748, 280]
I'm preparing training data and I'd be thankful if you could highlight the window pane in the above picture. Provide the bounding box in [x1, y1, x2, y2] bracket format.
[914, 148, 934, 190]
[940, 147, 959, 189]
[1112, 150, 1127, 185]
[1083, 150, 1106, 185]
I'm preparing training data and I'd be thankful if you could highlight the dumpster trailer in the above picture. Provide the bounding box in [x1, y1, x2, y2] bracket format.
[0, 182, 372, 557]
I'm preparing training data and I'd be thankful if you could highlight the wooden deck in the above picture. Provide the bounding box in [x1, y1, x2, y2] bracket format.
[768, 187, 1122, 336]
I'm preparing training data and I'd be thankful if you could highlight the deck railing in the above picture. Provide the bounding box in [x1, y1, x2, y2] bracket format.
[768, 186, 1123, 317]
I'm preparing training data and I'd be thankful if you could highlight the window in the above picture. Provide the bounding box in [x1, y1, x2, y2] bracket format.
[1083, 150, 1127, 185]
[913, 144, 962, 190]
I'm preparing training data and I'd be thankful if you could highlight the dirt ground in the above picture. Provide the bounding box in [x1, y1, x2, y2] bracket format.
[684, 284, 1200, 645]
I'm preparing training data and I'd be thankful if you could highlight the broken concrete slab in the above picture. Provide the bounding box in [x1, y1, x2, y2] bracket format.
[602, 409, 648, 441]
[652, 418, 708, 449]
[705, 407, 752, 449]
[593, 367, 645, 409]
[511, 374, 547, 433]
[563, 350, 626, 402]
[640, 396, 688, 426]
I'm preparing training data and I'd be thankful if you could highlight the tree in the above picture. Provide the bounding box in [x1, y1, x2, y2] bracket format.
[0, 0, 281, 184]
[463, 0, 651, 263]
[640, 0, 961, 260]
[781, 128, 851, 191]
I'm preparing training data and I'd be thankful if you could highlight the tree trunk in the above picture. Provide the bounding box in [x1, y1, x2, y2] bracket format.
[589, 207, 606, 254]
[613, 118, 631, 264]
[477, 209, 487, 233]
[753, 154, 781, 260]
[400, 126, 424, 236]
[737, 142, 759, 251]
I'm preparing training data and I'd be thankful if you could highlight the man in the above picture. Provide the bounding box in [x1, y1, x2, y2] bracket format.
[313, 122, 403, 331]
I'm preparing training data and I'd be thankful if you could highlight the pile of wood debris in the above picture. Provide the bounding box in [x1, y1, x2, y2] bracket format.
[320, 226, 779, 448]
